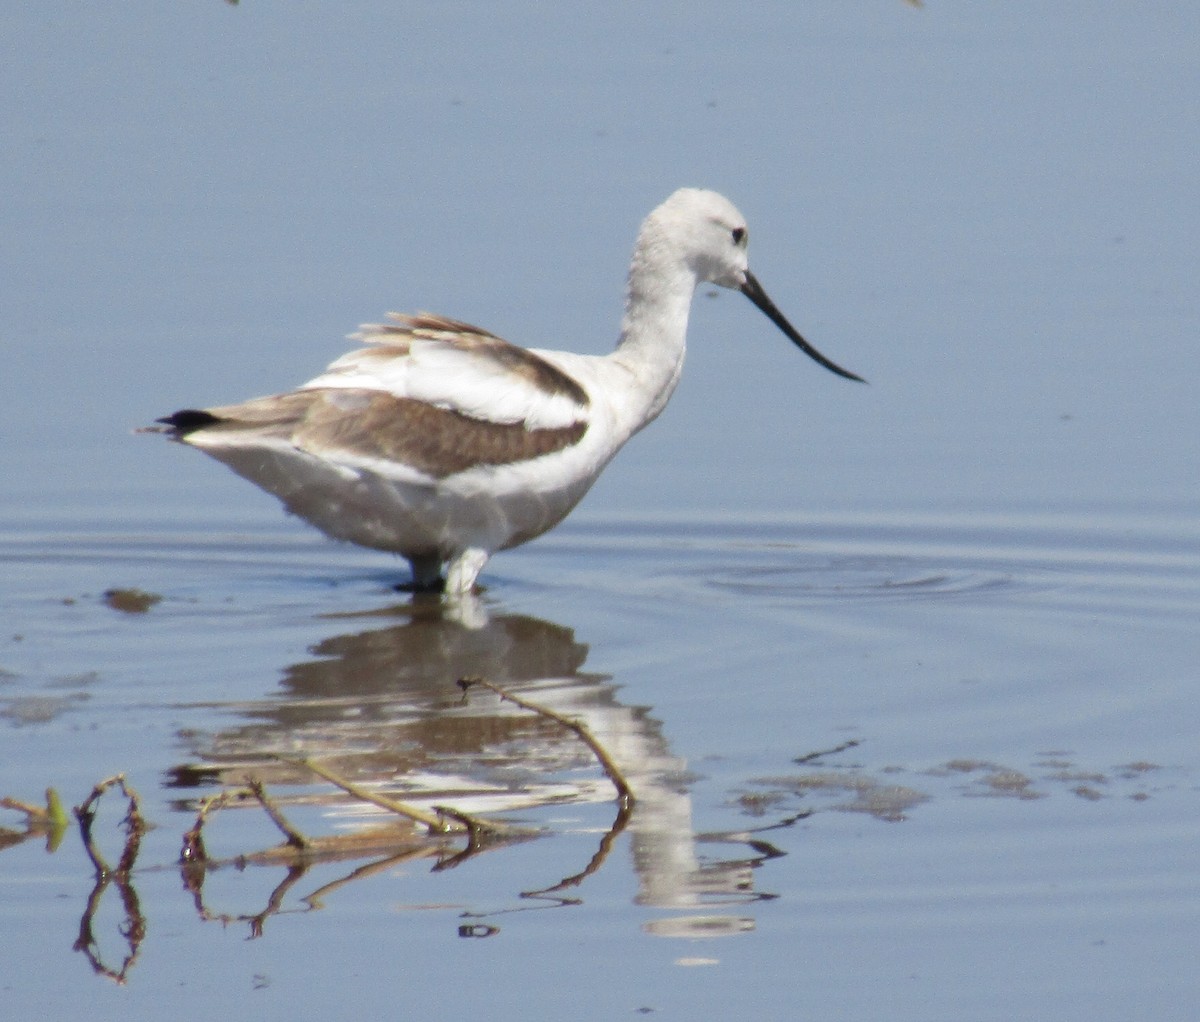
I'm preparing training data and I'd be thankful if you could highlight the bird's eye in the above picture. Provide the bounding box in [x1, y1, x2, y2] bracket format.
[731, 226, 747, 246]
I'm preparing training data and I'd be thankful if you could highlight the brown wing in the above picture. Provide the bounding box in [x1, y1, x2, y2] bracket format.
[161, 388, 586, 479]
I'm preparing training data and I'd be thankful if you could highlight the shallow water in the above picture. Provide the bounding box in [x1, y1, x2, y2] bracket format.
[2, 509, 1197, 1018]
[3, 2, 1199, 1019]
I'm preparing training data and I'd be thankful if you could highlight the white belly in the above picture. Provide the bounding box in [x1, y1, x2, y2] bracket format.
[187, 410, 619, 560]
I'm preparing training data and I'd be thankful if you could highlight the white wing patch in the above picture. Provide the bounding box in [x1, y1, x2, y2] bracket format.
[300, 313, 589, 431]
[402, 341, 586, 429]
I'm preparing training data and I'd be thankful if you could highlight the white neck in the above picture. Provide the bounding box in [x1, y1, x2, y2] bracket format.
[609, 236, 699, 433]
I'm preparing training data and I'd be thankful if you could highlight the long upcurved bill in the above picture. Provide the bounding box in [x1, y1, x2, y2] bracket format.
[741, 271, 866, 383]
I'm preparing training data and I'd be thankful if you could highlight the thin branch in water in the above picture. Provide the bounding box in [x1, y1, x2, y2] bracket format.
[457, 675, 636, 809]
[70, 776, 147, 984]
[455, 674, 637, 897]
[281, 756, 463, 835]
[793, 738, 861, 766]
[179, 786, 267, 868]
[246, 777, 309, 850]
[73, 774, 146, 879]
[427, 804, 496, 870]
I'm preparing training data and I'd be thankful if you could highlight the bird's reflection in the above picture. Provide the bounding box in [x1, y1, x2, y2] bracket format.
[170, 596, 781, 934]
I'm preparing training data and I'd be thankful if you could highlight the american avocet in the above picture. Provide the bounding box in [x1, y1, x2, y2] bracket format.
[153, 188, 864, 595]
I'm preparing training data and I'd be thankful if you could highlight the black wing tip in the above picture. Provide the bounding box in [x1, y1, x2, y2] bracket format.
[154, 409, 222, 436]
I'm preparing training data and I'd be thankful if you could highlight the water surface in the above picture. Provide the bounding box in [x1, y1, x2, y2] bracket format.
[3, 509, 1197, 1018]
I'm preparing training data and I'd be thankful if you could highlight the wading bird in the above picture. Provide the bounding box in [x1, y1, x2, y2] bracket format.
[154, 189, 864, 594]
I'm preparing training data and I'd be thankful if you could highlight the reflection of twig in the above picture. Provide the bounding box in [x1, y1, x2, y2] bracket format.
[457, 675, 636, 808]
[455, 674, 638, 904]
[186, 856, 311, 940]
[793, 738, 861, 765]
[302, 849, 442, 910]
[175, 764, 520, 936]
[521, 795, 632, 899]
[699, 810, 811, 846]
[74, 870, 146, 984]
[248, 865, 308, 939]
[182, 829, 460, 937]
[70, 776, 147, 983]
[428, 804, 496, 871]
[177, 780, 454, 937]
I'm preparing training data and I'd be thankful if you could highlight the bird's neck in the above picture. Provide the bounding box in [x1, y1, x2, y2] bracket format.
[611, 252, 698, 432]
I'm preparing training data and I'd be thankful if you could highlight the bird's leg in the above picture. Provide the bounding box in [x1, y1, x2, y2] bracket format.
[399, 554, 445, 593]
[443, 548, 489, 597]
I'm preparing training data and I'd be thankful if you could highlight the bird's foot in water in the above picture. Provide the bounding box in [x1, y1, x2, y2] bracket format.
[394, 576, 445, 595]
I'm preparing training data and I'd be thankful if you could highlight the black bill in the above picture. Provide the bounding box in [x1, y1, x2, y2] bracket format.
[741, 271, 865, 383]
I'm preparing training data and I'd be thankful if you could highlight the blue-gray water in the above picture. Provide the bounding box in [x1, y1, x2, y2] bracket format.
[2, 4, 1197, 1019]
